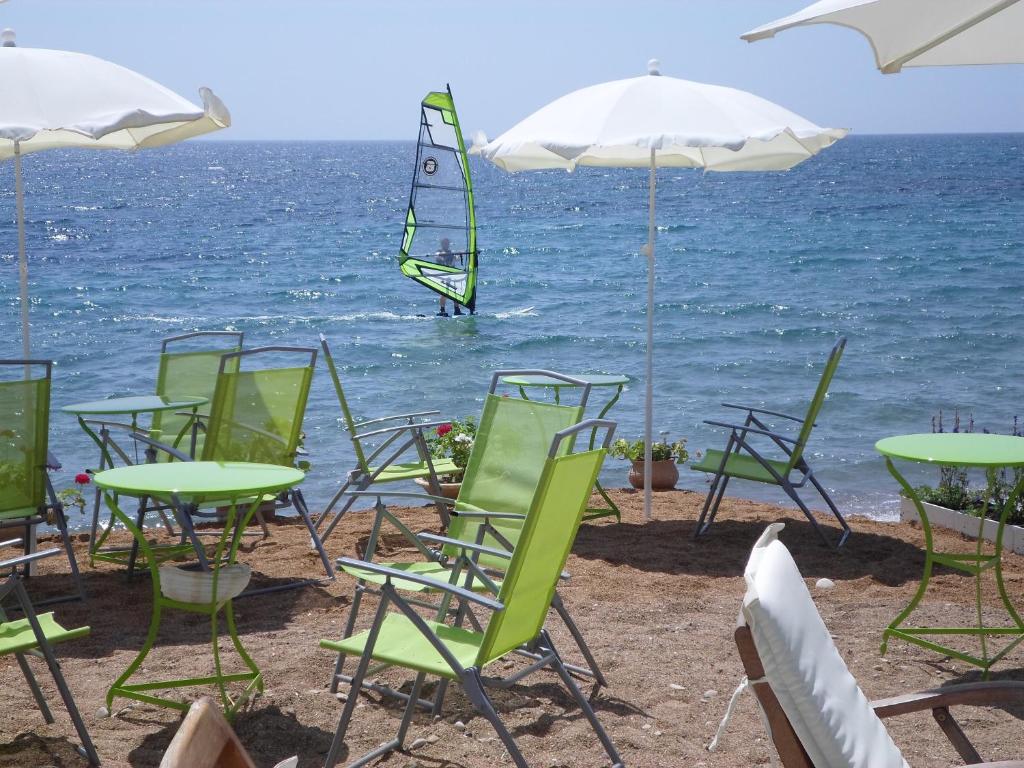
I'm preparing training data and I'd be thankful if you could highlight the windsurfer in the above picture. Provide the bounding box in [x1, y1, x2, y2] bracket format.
[435, 237, 463, 316]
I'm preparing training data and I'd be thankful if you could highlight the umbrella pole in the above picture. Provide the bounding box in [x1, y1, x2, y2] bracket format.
[14, 141, 30, 359]
[644, 148, 656, 520]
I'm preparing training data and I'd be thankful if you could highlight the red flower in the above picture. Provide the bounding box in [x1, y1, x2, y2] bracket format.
[74, 473, 90, 485]
[436, 423, 453, 437]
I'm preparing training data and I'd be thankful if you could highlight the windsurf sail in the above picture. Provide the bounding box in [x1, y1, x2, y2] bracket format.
[398, 86, 478, 313]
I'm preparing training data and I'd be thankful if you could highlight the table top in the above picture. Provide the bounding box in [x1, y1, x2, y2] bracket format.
[501, 373, 629, 388]
[62, 394, 208, 416]
[876, 433, 1024, 468]
[93, 461, 304, 500]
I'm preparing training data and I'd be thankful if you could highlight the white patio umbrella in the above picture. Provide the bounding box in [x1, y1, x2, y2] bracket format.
[477, 61, 846, 519]
[0, 31, 231, 357]
[742, 0, 1023, 73]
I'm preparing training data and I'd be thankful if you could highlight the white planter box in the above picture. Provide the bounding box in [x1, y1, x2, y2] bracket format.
[899, 497, 1024, 555]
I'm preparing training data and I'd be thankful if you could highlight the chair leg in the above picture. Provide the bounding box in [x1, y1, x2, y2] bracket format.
[292, 490, 334, 578]
[15, 651, 54, 723]
[808, 473, 851, 548]
[53, 505, 85, 601]
[550, 590, 608, 692]
[694, 473, 730, 538]
[540, 630, 623, 767]
[781, 482, 835, 549]
[329, 585, 364, 693]
[461, 668, 530, 768]
[14, 579, 100, 766]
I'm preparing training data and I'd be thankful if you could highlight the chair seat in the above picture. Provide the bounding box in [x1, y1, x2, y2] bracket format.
[320, 612, 483, 680]
[691, 449, 792, 485]
[0, 505, 40, 522]
[0, 612, 89, 655]
[339, 560, 500, 593]
[368, 458, 461, 483]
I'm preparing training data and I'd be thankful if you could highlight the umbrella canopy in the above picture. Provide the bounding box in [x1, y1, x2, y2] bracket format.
[1, 35, 230, 356]
[478, 62, 845, 519]
[742, 0, 1024, 73]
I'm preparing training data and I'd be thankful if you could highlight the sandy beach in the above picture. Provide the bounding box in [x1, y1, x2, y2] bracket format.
[4, 490, 1024, 768]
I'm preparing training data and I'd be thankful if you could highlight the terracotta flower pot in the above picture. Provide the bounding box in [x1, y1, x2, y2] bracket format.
[414, 477, 462, 499]
[628, 459, 679, 491]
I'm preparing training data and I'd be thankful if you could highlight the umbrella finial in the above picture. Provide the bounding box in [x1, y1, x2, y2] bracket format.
[647, 58, 661, 76]
[1, 29, 16, 48]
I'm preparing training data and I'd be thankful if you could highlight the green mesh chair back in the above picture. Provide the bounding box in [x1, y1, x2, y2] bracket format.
[444, 393, 584, 569]
[785, 337, 846, 473]
[319, 335, 368, 472]
[0, 360, 51, 521]
[150, 332, 243, 457]
[202, 347, 316, 466]
[475, 425, 609, 665]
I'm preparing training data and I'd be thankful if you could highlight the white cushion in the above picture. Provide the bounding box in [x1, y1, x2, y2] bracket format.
[742, 524, 908, 768]
[160, 563, 251, 604]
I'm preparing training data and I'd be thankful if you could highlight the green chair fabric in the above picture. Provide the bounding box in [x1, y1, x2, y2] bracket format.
[150, 331, 243, 459]
[691, 337, 850, 548]
[0, 542, 98, 765]
[0, 359, 84, 602]
[315, 334, 459, 543]
[320, 420, 622, 768]
[330, 374, 608, 711]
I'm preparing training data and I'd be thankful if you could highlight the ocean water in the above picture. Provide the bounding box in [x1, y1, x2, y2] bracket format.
[1, 135, 1022, 524]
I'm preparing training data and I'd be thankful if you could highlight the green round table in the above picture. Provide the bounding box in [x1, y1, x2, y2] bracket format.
[876, 433, 1024, 675]
[63, 394, 209, 560]
[501, 373, 629, 521]
[93, 461, 305, 716]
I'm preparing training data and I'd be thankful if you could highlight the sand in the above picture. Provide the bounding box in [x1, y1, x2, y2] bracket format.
[3, 489, 1024, 768]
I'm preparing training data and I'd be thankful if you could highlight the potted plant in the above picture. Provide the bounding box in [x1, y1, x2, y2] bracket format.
[610, 434, 690, 491]
[414, 416, 476, 499]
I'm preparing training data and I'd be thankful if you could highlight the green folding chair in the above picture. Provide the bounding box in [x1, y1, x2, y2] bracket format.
[133, 346, 335, 584]
[328, 371, 608, 706]
[0, 359, 84, 604]
[89, 331, 243, 566]
[320, 419, 622, 768]
[0, 537, 98, 765]
[315, 333, 456, 544]
[690, 337, 850, 548]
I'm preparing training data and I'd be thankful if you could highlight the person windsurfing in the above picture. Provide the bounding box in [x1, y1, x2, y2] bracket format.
[435, 237, 463, 316]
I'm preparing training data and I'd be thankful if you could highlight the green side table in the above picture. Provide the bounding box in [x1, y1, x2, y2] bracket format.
[502, 373, 629, 522]
[63, 394, 208, 566]
[876, 433, 1024, 676]
[93, 461, 304, 716]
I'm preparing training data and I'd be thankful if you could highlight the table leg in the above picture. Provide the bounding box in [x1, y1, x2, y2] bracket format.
[882, 458, 1024, 675]
[584, 385, 623, 522]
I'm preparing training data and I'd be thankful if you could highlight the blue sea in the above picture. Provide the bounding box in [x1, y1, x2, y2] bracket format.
[1, 135, 1022, 524]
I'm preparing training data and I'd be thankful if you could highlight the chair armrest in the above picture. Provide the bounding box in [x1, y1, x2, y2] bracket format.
[336, 557, 503, 610]
[353, 410, 441, 428]
[703, 420, 800, 445]
[128, 432, 193, 462]
[341, 490, 455, 507]
[81, 418, 145, 433]
[721, 403, 811, 425]
[0, 547, 62, 571]
[872, 681, 1024, 718]
[353, 420, 450, 441]
[417, 533, 513, 561]
[46, 450, 62, 470]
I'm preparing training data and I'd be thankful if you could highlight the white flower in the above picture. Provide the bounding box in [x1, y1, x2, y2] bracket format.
[454, 434, 473, 445]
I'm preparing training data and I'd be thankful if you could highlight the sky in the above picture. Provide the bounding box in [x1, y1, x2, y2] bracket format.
[1, 0, 1021, 140]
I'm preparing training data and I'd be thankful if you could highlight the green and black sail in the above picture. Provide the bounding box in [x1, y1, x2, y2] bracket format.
[399, 86, 478, 313]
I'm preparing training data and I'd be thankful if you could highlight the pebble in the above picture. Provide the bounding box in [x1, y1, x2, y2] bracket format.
[96, 707, 109, 718]
[335, 693, 347, 702]
[702, 689, 718, 700]
[454, 720, 467, 732]
[815, 577, 836, 590]
[669, 683, 685, 690]
[409, 738, 428, 750]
